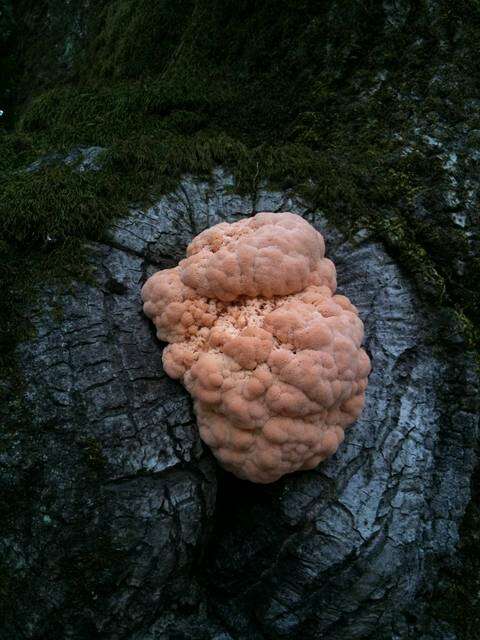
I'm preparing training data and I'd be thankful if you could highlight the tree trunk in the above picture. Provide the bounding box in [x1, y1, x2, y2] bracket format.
[1, 169, 477, 640]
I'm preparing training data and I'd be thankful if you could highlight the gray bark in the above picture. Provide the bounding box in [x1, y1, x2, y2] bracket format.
[1, 169, 477, 640]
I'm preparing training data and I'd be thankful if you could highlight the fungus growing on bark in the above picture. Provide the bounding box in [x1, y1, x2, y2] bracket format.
[142, 212, 370, 483]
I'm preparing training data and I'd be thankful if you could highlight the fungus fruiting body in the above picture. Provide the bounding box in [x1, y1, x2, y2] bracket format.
[142, 212, 370, 483]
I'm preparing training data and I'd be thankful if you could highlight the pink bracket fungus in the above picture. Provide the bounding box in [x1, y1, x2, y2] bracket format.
[142, 212, 371, 483]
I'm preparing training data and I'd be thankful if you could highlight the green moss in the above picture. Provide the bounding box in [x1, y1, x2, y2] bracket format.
[86, 0, 194, 80]
[79, 437, 107, 470]
[17, 80, 222, 147]
[0, 131, 35, 171]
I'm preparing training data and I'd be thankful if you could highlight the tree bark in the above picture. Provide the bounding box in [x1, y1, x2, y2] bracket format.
[1, 169, 477, 639]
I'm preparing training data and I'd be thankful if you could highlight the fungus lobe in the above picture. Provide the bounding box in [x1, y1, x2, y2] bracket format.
[142, 212, 370, 483]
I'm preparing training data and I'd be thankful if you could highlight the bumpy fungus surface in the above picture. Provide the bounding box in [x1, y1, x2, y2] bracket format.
[142, 212, 371, 483]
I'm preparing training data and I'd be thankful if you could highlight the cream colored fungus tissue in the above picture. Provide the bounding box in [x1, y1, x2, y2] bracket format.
[142, 212, 371, 483]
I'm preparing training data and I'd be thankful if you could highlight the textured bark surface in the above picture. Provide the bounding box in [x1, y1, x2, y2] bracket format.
[1, 169, 478, 639]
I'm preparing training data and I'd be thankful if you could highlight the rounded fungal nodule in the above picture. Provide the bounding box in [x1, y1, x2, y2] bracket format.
[142, 211, 371, 483]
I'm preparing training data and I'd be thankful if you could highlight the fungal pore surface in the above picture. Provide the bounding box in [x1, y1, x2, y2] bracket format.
[142, 212, 371, 483]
